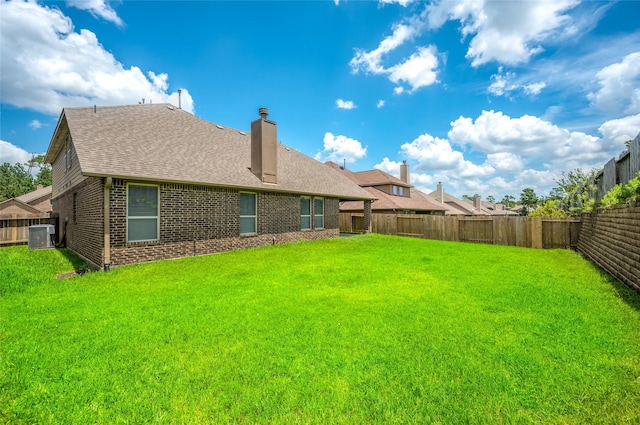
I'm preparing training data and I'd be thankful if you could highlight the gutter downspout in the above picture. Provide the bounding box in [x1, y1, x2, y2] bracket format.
[104, 177, 112, 271]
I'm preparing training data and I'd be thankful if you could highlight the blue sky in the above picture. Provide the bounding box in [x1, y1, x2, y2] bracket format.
[1, 0, 639, 199]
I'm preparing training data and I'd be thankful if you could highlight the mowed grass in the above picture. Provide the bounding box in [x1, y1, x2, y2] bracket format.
[1, 235, 639, 424]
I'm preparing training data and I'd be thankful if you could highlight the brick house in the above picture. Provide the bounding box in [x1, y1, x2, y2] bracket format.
[44, 104, 374, 269]
[327, 161, 446, 215]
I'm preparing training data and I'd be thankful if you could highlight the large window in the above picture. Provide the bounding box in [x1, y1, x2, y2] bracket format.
[240, 192, 257, 234]
[300, 197, 311, 230]
[127, 184, 159, 242]
[313, 197, 324, 229]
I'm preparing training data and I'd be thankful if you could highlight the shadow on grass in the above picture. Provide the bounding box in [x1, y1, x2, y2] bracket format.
[610, 278, 640, 313]
[57, 248, 89, 273]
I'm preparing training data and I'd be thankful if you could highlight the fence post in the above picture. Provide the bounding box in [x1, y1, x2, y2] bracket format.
[531, 217, 543, 249]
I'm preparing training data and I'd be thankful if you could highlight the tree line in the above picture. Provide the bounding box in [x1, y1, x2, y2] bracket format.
[0, 156, 52, 202]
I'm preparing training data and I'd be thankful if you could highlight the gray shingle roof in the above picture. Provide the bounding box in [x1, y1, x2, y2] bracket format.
[48, 104, 374, 200]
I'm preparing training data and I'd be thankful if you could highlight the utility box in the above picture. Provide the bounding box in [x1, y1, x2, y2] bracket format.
[28, 224, 55, 250]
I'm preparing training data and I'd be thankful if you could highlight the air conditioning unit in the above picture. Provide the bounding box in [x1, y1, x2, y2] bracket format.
[29, 224, 55, 250]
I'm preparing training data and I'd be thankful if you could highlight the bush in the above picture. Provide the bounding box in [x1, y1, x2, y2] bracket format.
[530, 200, 570, 218]
[601, 172, 640, 207]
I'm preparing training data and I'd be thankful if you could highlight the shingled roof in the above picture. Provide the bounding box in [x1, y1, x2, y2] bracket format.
[45, 104, 374, 200]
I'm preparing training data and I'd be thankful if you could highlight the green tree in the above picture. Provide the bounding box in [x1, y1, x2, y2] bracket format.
[519, 188, 538, 215]
[0, 162, 35, 202]
[501, 195, 515, 208]
[486, 195, 496, 203]
[36, 167, 52, 187]
[552, 168, 599, 215]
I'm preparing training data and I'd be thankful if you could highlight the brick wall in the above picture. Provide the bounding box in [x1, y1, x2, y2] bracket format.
[107, 180, 340, 267]
[577, 198, 640, 293]
[52, 177, 104, 268]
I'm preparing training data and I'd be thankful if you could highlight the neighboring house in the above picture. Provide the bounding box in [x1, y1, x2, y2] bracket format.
[426, 182, 517, 216]
[0, 185, 52, 218]
[44, 104, 374, 269]
[327, 161, 446, 215]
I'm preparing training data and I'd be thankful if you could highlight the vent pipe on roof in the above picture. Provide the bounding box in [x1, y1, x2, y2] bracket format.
[400, 160, 410, 184]
[178, 89, 182, 109]
[251, 108, 278, 184]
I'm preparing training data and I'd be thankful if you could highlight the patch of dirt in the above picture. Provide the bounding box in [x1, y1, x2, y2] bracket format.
[56, 268, 88, 279]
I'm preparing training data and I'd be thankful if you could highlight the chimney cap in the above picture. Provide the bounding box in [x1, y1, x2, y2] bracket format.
[259, 107, 269, 119]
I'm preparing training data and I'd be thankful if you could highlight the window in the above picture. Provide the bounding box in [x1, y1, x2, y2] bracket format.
[300, 196, 311, 230]
[64, 136, 72, 170]
[240, 192, 257, 234]
[399, 186, 404, 196]
[127, 184, 159, 242]
[313, 197, 324, 229]
[393, 185, 398, 195]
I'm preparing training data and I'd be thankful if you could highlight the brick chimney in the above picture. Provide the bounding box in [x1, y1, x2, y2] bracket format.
[400, 160, 410, 184]
[473, 194, 481, 212]
[251, 107, 277, 184]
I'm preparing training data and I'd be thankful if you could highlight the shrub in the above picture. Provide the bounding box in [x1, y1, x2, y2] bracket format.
[530, 200, 569, 218]
[601, 171, 640, 207]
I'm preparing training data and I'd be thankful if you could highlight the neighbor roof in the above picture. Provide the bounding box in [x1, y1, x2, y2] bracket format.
[16, 185, 52, 204]
[45, 104, 374, 200]
[340, 186, 447, 212]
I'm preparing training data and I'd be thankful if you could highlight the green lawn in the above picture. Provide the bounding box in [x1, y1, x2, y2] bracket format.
[1, 235, 639, 424]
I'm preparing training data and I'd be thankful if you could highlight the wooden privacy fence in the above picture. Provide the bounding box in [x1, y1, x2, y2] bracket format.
[340, 213, 581, 249]
[0, 215, 58, 245]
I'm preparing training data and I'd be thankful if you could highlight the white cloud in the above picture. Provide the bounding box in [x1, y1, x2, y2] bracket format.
[374, 157, 402, 177]
[394, 86, 405, 95]
[334, 0, 340, 5]
[379, 0, 416, 7]
[427, 0, 580, 67]
[448, 110, 610, 163]
[388, 45, 439, 92]
[350, 22, 421, 75]
[0, 1, 194, 115]
[488, 68, 546, 97]
[400, 133, 463, 171]
[66, 0, 123, 27]
[0, 140, 35, 165]
[588, 52, 640, 114]
[29, 120, 43, 130]
[350, 12, 438, 93]
[523, 82, 546, 96]
[377, 100, 385, 108]
[598, 114, 640, 147]
[485, 152, 524, 171]
[336, 99, 357, 110]
[315, 132, 367, 164]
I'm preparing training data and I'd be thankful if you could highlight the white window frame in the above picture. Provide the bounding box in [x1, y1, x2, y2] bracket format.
[126, 183, 160, 243]
[240, 192, 257, 235]
[313, 197, 324, 230]
[300, 196, 311, 230]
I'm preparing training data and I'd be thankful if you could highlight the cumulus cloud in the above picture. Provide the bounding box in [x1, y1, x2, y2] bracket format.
[66, 0, 124, 27]
[350, 12, 438, 93]
[388, 46, 439, 92]
[336, 99, 357, 109]
[0, 1, 193, 115]
[389, 108, 636, 198]
[598, 113, 640, 146]
[376, 100, 385, 108]
[448, 110, 610, 163]
[588, 52, 640, 114]
[315, 132, 367, 164]
[0, 140, 35, 165]
[427, 0, 580, 67]
[374, 157, 402, 177]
